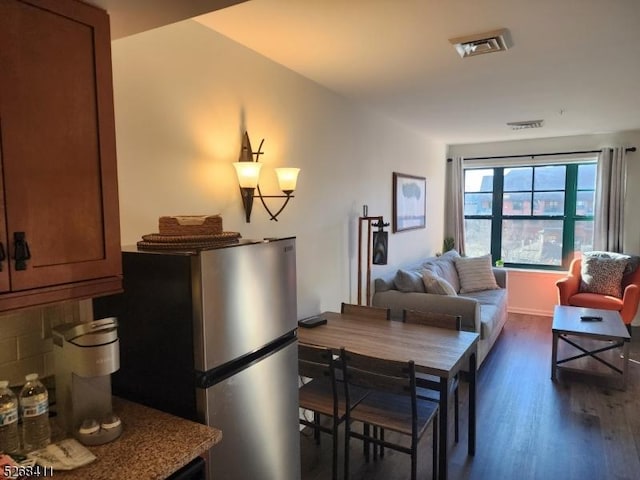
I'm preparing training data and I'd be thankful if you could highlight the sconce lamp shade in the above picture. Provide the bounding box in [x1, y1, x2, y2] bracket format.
[233, 161, 262, 188]
[275, 168, 300, 194]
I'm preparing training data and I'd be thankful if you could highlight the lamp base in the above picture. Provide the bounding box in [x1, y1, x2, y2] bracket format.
[240, 187, 255, 223]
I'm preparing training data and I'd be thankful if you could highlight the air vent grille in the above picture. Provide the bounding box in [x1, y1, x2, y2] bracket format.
[449, 28, 511, 58]
[506, 120, 544, 130]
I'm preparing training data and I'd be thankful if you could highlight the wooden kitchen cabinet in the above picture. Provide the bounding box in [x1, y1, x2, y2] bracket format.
[0, 0, 122, 311]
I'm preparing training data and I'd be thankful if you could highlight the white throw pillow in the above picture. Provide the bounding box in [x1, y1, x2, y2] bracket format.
[454, 255, 500, 293]
[421, 270, 457, 296]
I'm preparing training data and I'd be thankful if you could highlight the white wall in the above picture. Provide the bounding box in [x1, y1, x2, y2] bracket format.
[449, 131, 640, 322]
[112, 20, 446, 318]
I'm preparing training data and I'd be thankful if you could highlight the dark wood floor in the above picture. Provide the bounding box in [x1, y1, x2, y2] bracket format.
[300, 313, 640, 480]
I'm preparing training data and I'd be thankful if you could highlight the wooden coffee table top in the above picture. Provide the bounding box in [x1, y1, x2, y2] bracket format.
[552, 305, 630, 340]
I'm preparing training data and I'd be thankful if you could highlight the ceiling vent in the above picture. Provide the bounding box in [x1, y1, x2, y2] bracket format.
[506, 120, 544, 130]
[449, 28, 511, 58]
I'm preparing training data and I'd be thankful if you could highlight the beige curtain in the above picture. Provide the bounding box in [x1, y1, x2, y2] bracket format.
[445, 156, 466, 255]
[593, 147, 627, 252]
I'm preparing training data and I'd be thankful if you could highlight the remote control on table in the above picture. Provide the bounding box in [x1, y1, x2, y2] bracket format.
[298, 316, 327, 328]
[580, 315, 603, 322]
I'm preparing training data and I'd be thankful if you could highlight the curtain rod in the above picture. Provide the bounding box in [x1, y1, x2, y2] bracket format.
[447, 146, 636, 162]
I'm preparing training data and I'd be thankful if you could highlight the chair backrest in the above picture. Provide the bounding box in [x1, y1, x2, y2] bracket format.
[568, 257, 582, 277]
[623, 261, 640, 288]
[572, 256, 640, 289]
[341, 302, 391, 320]
[340, 347, 415, 397]
[298, 343, 336, 381]
[298, 344, 340, 420]
[402, 309, 462, 331]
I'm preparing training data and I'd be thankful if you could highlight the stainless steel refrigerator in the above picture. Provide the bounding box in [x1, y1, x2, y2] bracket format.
[93, 237, 300, 480]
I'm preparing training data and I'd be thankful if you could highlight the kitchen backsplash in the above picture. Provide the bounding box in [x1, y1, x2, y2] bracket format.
[0, 300, 93, 386]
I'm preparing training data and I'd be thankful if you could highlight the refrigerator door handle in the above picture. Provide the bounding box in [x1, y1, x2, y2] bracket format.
[196, 331, 296, 389]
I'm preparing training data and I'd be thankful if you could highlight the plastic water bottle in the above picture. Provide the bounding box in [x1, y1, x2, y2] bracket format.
[0, 380, 19, 454]
[19, 373, 51, 452]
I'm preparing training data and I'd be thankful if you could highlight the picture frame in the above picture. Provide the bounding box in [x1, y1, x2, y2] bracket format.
[392, 172, 426, 233]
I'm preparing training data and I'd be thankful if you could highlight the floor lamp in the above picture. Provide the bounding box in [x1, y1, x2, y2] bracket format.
[357, 210, 389, 306]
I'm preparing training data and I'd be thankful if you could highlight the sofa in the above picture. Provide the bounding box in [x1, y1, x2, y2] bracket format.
[372, 250, 507, 368]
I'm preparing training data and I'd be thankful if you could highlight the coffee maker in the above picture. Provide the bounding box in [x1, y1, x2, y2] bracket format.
[53, 317, 122, 445]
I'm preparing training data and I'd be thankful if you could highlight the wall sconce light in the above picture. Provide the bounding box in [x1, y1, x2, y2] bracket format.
[232, 132, 300, 223]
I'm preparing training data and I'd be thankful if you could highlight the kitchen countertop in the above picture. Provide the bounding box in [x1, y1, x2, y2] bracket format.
[52, 397, 222, 480]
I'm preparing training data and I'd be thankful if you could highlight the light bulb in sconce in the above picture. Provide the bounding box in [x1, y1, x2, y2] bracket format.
[275, 168, 300, 194]
[233, 161, 262, 188]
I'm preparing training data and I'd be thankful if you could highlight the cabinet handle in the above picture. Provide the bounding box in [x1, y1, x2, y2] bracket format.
[13, 232, 31, 271]
[0, 242, 5, 271]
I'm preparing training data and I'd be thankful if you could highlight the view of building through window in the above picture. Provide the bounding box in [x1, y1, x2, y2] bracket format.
[463, 162, 596, 268]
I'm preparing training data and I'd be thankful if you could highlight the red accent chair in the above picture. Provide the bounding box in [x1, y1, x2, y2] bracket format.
[556, 257, 640, 326]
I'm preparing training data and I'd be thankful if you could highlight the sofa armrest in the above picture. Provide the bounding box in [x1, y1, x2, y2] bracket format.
[492, 268, 507, 289]
[372, 290, 481, 333]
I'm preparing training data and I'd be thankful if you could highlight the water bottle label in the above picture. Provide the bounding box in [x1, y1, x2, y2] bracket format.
[19, 393, 48, 408]
[0, 408, 18, 426]
[21, 400, 48, 418]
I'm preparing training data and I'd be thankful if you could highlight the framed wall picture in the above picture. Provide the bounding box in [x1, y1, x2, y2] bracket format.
[392, 172, 426, 233]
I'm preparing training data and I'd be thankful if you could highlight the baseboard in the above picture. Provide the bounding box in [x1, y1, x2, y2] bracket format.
[507, 307, 554, 317]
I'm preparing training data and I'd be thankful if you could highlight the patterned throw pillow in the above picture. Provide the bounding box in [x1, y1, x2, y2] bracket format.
[421, 270, 457, 296]
[454, 255, 500, 293]
[580, 253, 629, 298]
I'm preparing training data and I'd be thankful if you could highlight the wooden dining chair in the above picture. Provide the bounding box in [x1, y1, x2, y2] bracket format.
[298, 344, 367, 480]
[403, 309, 462, 442]
[340, 301, 391, 457]
[341, 347, 439, 480]
[341, 302, 391, 320]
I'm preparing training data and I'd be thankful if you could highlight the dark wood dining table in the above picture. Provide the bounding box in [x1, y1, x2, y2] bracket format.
[298, 311, 480, 480]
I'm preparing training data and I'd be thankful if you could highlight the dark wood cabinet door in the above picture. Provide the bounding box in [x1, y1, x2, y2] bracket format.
[0, 150, 10, 293]
[0, 0, 121, 294]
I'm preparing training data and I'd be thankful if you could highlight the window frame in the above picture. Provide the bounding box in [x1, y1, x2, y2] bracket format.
[463, 162, 596, 270]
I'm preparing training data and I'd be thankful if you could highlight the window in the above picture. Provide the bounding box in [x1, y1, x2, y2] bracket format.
[464, 162, 596, 269]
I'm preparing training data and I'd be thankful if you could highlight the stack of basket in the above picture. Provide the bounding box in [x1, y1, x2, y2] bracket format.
[137, 215, 241, 251]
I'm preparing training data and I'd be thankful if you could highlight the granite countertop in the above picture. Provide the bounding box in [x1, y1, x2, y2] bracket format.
[53, 397, 222, 480]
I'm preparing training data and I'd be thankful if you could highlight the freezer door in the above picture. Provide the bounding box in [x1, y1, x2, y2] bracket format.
[200, 338, 300, 480]
[194, 238, 297, 371]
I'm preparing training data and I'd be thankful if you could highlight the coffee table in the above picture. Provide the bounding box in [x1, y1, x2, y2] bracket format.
[551, 305, 631, 390]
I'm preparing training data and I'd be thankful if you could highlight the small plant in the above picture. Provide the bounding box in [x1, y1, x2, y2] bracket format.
[495, 259, 505, 267]
[443, 237, 455, 253]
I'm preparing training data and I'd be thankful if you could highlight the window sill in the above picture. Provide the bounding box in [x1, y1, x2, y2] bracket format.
[501, 266, 566, 275]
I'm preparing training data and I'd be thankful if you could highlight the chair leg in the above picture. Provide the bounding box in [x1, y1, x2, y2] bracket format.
[364, 424, 370, 462]
[344, 419, 350, 480]
[373, 427, 378, 460]
[314, 412, 321, 444]
[332, 418, 338, 480]
[411, 432, 417, 480]
[380, 428, 385, 458]
[432, 414, 438, 480]
[454, 385, 459, 443]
